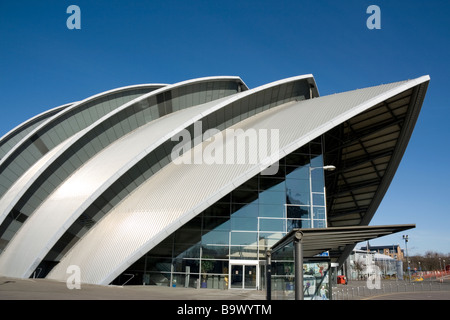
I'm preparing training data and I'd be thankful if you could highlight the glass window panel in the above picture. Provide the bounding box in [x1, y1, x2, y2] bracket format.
[285, 178, 309, 192]
[259, 177, 285, 192]
[313, 207, 326, 220]
[205, 260, 229, 274]
[313, 220, 326, 228]
[229, 245, 258, 259]
[310, 154, 323, 167]
[271, 242, 294, 260]
[145, 272, 171, 286]
[286, 166, 309, 180]
[285, 153, 310, 167]
[286, 179, 310, 205]
[259, 232, 285, 247]
[201, 245, 229, 259]
[232, 190, 258, 203]
[259, 204, 285, 218]
[172, 258, 200, 273]
[202, 230, 229, 245]
[311, 169, 324, 192]
[216, 194, 231, 203]
[232, 203, 258, 218]
[292, 144, 310, 154]
[145, 257, 172, 272]
[310, 142, 322, 155]
[259, 191, 285, 205]
[312, 193, 325, 206]
[231, 217, 258, 231]
[173, 227, 201, 244]
[203, 203, 230, 217]
[203, 217, 230, 231]
[286, 205, 310, 219]
[147, 236, 173, 258]
[259, 218, 285, 232]
[287, 219, 311, 230]
[173, 243, 201, 259]
[230, 231, 258, 246]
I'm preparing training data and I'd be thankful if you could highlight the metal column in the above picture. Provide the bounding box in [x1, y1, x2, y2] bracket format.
[294, 231, 304, 300]
[265, 249, 272, 300]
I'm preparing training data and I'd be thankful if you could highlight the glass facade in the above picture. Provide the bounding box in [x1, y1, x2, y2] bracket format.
[112, 137, 328, 289]
[270, 242, 331, 300]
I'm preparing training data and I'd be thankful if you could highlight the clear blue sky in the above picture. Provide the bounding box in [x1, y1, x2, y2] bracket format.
[0, 0, 448, 255]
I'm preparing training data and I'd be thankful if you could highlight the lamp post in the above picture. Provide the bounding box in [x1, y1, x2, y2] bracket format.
[309, 165, 335, 228]
[439, 258, 442, 275]
[444, 260, 446, 280]
[403, 235, 410, 282]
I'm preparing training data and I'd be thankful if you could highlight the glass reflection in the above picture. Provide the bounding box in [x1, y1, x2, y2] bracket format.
[286, 205, 310, 219]
[113, 138, 328, 289]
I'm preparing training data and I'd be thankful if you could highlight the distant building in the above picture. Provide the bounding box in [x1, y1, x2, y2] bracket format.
[346, 248, 400, 280]
[361, 244, 404, 261]
[346, 249, 375, 280]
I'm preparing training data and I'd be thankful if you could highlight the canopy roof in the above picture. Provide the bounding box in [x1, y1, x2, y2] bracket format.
[270, 224, 415, 263]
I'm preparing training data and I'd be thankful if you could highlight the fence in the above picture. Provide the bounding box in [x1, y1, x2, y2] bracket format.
[332, 280, 450, 300]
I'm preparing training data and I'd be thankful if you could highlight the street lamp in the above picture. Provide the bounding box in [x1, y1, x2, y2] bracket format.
[403, 235, 410, 282]
[444, 260, 447, 280]
[309, 165, 336, 228]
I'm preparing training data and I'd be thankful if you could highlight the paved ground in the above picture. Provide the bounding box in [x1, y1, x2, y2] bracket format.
[0, 276, 266, 300]
[1, 276, 450, 300]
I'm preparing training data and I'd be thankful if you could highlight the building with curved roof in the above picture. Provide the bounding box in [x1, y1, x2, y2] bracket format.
[0, 74, 429, 292]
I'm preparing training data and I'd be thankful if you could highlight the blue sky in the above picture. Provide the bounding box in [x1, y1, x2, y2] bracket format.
[0, 0, 448, 255]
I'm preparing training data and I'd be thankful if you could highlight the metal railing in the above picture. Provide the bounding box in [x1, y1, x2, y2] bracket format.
[332, 280, 450, 300]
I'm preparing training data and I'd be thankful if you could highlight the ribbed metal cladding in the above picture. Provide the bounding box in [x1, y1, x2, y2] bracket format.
[46, 76, 429, 285]
[0, 103, 70, 161]
[0, 77, 245, 268]
[0, 97, 232, 277]
[0, 84, 165, 200]
[0, 85, 161, 205]
[0, 76, 313, 279]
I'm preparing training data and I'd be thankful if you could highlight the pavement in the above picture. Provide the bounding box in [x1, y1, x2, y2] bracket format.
[1, 276, 450, 300]
[0, 276, 266, 300]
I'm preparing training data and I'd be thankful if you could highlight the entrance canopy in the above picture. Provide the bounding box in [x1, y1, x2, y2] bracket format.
[270, 224, 415, 262]
[267, 224, 415, 300]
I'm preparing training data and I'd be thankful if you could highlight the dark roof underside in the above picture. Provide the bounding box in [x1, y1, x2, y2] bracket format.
[323, 80, 429, 264]
[271, 224, 415, 263]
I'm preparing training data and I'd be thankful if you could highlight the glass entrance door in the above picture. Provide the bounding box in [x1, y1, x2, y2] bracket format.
[229, 261, 259, 289]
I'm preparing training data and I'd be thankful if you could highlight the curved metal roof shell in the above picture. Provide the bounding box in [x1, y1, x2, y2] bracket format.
[0, 77, 246, 257]
[0, 102, 72, 161]
[39, 75, 430, 285]
[0, 84, 165, 200]
[0, 75, 313, 278]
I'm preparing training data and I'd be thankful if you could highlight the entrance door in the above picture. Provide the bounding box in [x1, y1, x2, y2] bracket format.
[229, 260, 259, 290]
